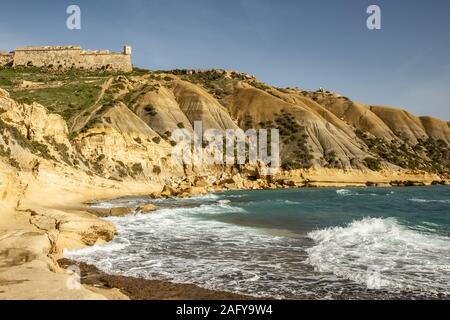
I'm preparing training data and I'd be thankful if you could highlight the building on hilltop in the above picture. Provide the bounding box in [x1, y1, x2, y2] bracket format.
[0, 45, 132, 72]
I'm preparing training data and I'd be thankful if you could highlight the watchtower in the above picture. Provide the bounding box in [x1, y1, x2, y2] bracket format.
[124, 45, 132, 55]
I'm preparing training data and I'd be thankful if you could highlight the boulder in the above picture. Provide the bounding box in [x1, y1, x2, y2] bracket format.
[149, 192, 161, 199]
[194, 177, 210, 188]
[137, 204, 157, 213]
[177, 186, 208, 198]
[160, 185, 178, 197]
[109, 207, 132, 217]
[187, 186, 208, 195]
[223, 183, 236, 190]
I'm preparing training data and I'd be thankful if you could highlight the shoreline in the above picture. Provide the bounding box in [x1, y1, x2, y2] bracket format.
[1, 163, 449, 299]
[58, 258, 258, 300]
[62, 183, 450, 301]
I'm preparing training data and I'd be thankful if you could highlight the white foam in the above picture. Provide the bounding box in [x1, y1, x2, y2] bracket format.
[336, 189, 353, 196]
[306, 217, 450, 294]
[65, 239, 130, 256]
[284, 200, 301, 205]
[64, 200, 297, 298]
[66, 193, 450, 298]
[409, 198, 450, 204]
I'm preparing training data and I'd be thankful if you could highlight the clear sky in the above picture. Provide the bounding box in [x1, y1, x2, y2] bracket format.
[1, 0, 449, 120]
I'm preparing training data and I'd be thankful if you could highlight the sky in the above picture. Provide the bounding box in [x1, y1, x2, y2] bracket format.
[1, 0, 449, 120]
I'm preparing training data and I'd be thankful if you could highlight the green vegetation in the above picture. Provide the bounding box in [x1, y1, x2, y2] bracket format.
[13, 82, 101, 122]
[0, 66, 108, 124]
[242, 114, 254, 130]
[144, 105, 157, 116]
[248, 80, 271, 92]
[364, 157, 382, 171]
[259, 110, 313, 170]
[170, 70, 240, 100]
[324, 150, 340, 168]
[152, 165, 161, 174]
[0, 66, 153, 126]
[356, 129, 450, 174]
[131, 163, 144, 176]
[0, 143, 20, 169]
[152, 136, 161, 144]
[0, 118, 55, 161]
[44, 136, 72, 165]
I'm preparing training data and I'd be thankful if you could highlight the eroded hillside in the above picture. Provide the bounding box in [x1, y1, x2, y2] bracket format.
[0, 66, 449, 184]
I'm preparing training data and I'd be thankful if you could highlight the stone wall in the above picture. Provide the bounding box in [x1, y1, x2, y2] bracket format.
[79, 52, 132, 72]
[0, 52, 14, 67]
[12, 45, 132, 72]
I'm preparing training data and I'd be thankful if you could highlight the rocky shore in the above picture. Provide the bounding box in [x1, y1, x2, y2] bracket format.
[58, 258, 254, 300]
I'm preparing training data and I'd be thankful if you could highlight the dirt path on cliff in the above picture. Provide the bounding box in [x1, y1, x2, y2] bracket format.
[70, 77, 113, 132]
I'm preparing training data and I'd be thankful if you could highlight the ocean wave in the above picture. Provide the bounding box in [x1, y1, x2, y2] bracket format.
[336, 189, 394, 197]
[306, 217, 450, 294]
[283, 200, 301, 205]
[188, 193, 220, 201]
[65, 238, 131, 256]
[336, 189, 355, 196]
[409, 198, 450, 204]
[65, 200, 292, 298]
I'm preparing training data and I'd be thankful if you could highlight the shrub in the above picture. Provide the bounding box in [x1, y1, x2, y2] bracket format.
[152, 165, 161, 174]
[143, 105, 157, 116]
[364, 157, 381, 171]
[131, 163, 144, 175]
[152, 136, 161, 144]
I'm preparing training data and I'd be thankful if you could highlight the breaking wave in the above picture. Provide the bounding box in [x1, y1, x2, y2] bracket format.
[306, 217, 450, 295]
[409, 198, 450, 204]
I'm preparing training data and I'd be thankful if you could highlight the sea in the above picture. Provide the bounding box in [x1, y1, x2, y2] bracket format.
[65, 186, 450, 299]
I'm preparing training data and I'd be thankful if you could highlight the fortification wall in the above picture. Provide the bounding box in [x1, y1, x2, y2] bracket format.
[12, 46, 132, 72]
[0, 52, 14, 67]
[13, 46, 81, 69]
[78, 52, 132, 72]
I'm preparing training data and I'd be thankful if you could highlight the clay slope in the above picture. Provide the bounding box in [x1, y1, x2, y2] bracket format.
[305, 90, 450, 147]
[172, 80, 239, 131]
[228, 83, 371, 169]
[369, 106, 428, 144]
[132, 85, 194, 136]
[419, 116, 450, 145]
[305, 92, 398, 141]
[1, 67, 449, 175]
[266, 87, 359, 140]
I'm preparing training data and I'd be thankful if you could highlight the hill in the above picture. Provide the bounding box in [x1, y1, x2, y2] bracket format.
[1, 66, 449, 182]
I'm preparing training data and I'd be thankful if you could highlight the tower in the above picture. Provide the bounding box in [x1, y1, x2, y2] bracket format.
[124, 45, 132, 55]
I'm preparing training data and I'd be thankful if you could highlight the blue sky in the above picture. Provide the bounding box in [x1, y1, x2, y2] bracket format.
[1, 0, 449, 120]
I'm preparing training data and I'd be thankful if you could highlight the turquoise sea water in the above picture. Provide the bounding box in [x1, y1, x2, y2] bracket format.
[66, 186, 450, 299]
